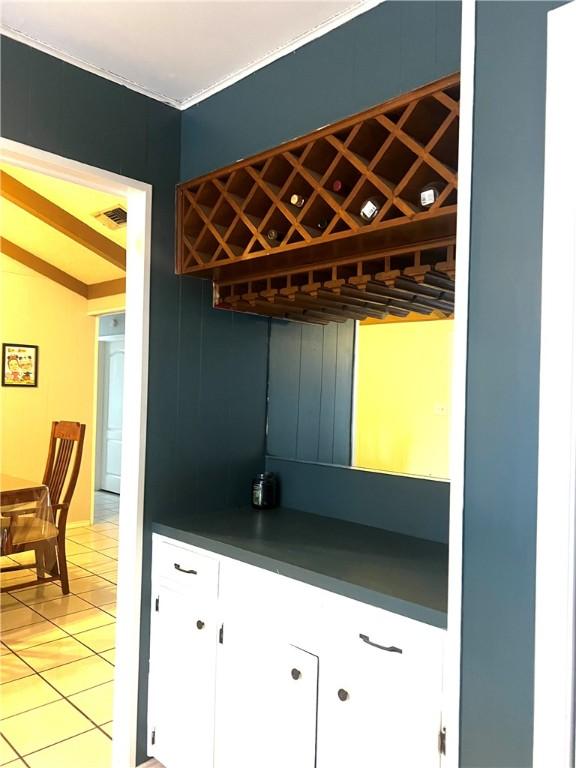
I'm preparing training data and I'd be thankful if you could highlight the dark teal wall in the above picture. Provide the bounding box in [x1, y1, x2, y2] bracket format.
[267, 320, 355, 466]
[181, 0, 460, 541]
[1, 36, 181, 762]
[180, 2, 461, 179]
[267, 456, 449, 544]
[0, 35, 269, 763]
[461, 2, 562, 765]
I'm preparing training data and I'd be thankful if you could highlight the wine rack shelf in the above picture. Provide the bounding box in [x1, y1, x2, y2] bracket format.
[177, 73, 460, 324]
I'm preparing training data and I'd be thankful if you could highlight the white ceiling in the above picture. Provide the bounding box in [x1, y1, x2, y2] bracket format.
[1, 1, 381, 109]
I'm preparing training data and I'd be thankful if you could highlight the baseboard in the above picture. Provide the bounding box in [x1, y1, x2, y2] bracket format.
[137, 760, 163, 768]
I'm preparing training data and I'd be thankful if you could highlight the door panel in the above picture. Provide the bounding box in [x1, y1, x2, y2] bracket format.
[317, 639, 442, 768]
[149, 582, 218, 768]
[99, 339, 124, 494]
[214, 624, 318, 768]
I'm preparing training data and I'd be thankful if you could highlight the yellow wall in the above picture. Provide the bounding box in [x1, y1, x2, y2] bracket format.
[353, 319, 453, 479]
[0, 254, 98, 525]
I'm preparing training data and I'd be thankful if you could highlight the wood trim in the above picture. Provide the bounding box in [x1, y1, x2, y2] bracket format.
[86, 278, 126, 299]
[1, 236, 88, 297]
[0, 170, 126, 270]
[1, 237, 127, 299]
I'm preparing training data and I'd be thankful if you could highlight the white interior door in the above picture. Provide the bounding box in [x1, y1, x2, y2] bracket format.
[99, 338, 125, 494]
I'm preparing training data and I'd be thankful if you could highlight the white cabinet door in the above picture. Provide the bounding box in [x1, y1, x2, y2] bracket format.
[214, 622, 318, 768]
[317, 636, 443, 768]
[148, 581, 218, 768]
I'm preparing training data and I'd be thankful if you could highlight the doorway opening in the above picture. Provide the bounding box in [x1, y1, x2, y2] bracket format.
[0, 137, 151, 768]
[95, 313, 126, 526]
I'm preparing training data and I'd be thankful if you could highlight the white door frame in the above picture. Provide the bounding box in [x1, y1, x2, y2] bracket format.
[441, 0, 476, 764]
[0, 137, 152, 768]
[534, 2, 576, 766]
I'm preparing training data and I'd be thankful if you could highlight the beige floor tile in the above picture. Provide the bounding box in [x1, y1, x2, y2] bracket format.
[32, 595, 92, 620]
[0, 605, 44, 633]
[66, 534, 116, 549]
[1, 620, 66, 652]
[1, 699, 93, 756]
[24, 727, 112, 768]
[101, 721, 113, 737]
[79, 587, 116, 608]
[41, 655, 114, 696]
[5, 552, 36, 566]
[0, 570, 37, 589]
[100, 649, 115, 665]
[100, 603, 116, 618]
[0, 674, 61, 719]
[69, 681, 114, 725]
[65, 564, 92, 580]
[3, 759, 26, 767]
[99, 548, 118, 561]
[62, 541, 90, 556]
[0, 643, 11, 655]
[75, 623, 115, 653]
[18, 636, 93, 672]
[64, 528, 92, 541]
[0, 735, 18, 765]
[66, 552, 115, 568]
[98, 529, 118, 540]
[68, 576, 114, 597]
[51, 608, 114, 635]
[0, 653, 34, 684]
[90, 523, 118, 533]
[0, 594, 21, 611]
[84, 561, 117, 577]
[8, 584, 63, 605]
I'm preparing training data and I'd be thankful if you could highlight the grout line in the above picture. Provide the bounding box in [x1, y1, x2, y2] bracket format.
[0, 732, 32, 768]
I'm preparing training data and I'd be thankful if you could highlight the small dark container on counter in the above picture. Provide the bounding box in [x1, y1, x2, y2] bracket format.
[251, 472, 278, 510]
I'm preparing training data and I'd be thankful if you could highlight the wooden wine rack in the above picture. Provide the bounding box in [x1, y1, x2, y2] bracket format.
[177, 73, 460, 324]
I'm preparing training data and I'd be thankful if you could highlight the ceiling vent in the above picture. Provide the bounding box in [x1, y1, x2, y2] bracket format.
[93, 205, 128, 230]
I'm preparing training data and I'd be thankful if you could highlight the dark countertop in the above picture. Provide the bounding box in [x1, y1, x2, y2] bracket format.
[152, 506, 448, 629]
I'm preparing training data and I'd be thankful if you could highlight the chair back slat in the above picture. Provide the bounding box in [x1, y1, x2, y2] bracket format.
[49, 440, 74, 505]
[42, 421, 86, 530]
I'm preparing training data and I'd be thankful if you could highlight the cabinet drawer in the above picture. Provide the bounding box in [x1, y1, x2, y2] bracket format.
[153, 537, 219, 597]
[323, 591, 444, 660]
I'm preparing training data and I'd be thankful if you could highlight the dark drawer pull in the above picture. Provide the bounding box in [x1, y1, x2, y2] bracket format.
[174, 563, 197, 575]
[359, 633, 402, 654]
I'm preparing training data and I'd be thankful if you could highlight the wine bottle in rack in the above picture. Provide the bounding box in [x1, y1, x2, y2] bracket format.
[266, 228, 285, 244]
[331, 179, 348, 196]
[316, 218, 330, 232]
[419, 182, 445, 208]
[290, 193, 305, 208]
[360, 197, 382, 221]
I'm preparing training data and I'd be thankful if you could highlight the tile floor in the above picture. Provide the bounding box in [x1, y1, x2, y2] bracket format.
[0, 492, 120, 768]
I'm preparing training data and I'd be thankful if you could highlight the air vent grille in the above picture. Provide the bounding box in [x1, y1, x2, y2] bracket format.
[94, 205, 127, 230]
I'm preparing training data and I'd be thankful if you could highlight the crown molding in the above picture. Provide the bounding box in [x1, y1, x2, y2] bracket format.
[1, 0, 385, 112]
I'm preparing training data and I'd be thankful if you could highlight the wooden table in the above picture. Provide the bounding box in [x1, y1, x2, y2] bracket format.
[0, 474, 52, 555]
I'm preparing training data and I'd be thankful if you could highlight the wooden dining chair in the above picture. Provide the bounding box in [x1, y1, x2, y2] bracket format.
[1, 421, 86, 594]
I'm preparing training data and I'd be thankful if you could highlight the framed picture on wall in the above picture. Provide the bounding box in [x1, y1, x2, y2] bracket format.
[2, 343, 39, 387]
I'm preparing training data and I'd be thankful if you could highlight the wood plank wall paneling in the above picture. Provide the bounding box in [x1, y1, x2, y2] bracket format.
[267, 320, 355, 466]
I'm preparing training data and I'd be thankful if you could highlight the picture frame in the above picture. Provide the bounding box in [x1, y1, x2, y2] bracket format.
[2, 343, 39, 387]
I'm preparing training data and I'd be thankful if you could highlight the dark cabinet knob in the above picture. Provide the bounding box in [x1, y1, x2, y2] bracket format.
[291, 668, 301, 680]
[337, 688, 349, 701]
[196, 620, 205, 630]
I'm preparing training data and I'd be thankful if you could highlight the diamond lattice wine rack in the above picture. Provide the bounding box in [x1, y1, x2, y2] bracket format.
[177, 73, 459, 324]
